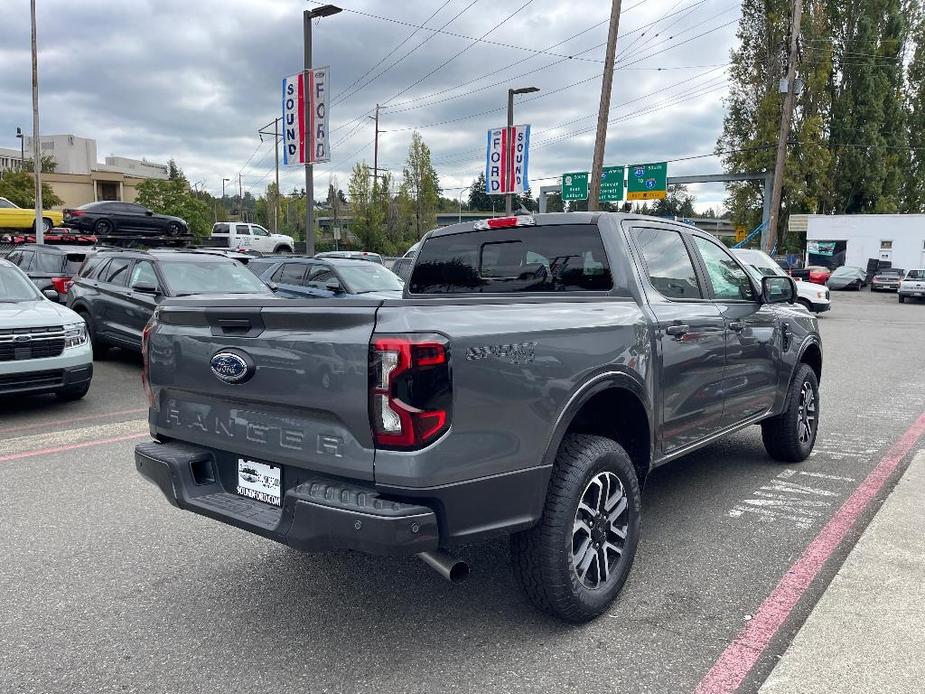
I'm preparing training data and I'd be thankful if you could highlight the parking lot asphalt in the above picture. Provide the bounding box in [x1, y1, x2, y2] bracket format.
[1, 289, 923, 694]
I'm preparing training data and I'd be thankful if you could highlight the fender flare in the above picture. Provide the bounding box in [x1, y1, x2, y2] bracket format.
[540, 369, 654, 473]
[780, 336, 823, 412]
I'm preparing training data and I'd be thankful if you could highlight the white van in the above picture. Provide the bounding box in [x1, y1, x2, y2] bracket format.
[211, 222, 294, 254]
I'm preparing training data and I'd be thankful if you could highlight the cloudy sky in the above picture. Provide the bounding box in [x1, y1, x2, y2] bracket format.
[0, 0, 741, 211]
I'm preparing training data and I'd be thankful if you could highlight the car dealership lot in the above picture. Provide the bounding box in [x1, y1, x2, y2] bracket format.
[1, 290, 923, 694]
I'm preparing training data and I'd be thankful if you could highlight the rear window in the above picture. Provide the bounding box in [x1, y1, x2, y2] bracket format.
[409, 225, 612, 294]
[244, 258, 278, 276]
[33, 252, 66, 273]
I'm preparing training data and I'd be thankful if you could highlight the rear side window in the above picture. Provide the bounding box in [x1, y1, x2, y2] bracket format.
[273, 262, 308, 285]
[409, 225, 612, 294]
[244, 258, 278, 276]
[213, 223, 229, 234]
[65, 253, 89, 275]
[80, 255, 106, 278]
[102, 258, 133, 286]
[631, 227, 702, 300]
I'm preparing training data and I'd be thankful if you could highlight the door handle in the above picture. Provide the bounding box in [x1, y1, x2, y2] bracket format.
[729, 320, 745, 332]
[666, 324, 690, 338]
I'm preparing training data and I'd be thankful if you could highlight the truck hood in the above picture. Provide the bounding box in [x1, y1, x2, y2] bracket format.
[0, 298, 81, 327]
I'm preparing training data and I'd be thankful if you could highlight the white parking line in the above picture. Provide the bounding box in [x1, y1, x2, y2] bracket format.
[0, 419, 148, 458]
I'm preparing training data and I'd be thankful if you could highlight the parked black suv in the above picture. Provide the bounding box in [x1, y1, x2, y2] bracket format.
[67, 249, 273, 355]
[3, 244, 96, 302]
[63, 201, 190, 238]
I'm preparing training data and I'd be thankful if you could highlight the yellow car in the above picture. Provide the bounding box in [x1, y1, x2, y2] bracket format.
[0, 196, 64, 233]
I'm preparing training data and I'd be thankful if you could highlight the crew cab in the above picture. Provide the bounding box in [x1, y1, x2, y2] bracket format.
[134, 213, 822, 622]
[898, 269, 925, 303]
[210, 222, 294, 254]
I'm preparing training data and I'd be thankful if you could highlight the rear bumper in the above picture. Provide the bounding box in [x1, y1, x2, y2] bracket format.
[135, 439, 440, 556]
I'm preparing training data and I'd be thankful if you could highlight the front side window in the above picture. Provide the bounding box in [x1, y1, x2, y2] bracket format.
[16, 251, 35, 271]
[694, 237, 756, 301]
[251, 225, 270, 237]
[631, 227, 701, 300]
[307, 265, 342, 291]
[129, 260, 158, 288]
[409, 225, 613, 294]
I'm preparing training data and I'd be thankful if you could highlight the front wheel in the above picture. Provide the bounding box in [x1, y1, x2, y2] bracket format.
[898, 295, 905, 303]
[165, 222, 182, 236]
[798, 298, 812, 311]
[511, 434, 641, 623]
[274, 245, 292, 254]
[761, 363, 820, 462]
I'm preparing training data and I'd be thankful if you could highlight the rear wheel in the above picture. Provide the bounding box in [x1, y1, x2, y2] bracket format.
[93, 218, 114, 235]
[165, 221, 182, 236]
[77, 310, 108, 359]
[33, 217, 53, 233]
[761, 364, 819, 462]
[511, 434, 641, 623]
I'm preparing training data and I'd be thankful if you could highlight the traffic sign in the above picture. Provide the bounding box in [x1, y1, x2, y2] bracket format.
[599, 166, 624, 202]
[562, 172, 589, 201]
[626, 162, 668, 200]
[735, 226, 746, 243]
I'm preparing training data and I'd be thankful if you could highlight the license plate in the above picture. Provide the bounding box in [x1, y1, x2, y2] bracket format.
[237, 459, 281, 506]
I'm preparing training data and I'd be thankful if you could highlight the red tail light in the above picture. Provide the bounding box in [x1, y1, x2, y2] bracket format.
[141, 320, 154, 407]
[66, 209, 85, 217]
[51, 276, 72, 294]
[369, 334, 451, 449]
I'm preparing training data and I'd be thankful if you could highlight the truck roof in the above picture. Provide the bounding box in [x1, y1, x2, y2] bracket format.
[427, 212, 690, 238]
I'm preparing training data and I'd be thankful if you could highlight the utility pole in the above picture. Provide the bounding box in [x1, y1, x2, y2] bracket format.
[30, 0, 44, 244]
[372, 104, 380, 185]
[588, 0, 622, 211]
[505, 87, 539, 214]
[222, 177, 230, 218]
[238, 173, 243, 222]
[766, 0, 803, 254]
[258, 117, 282, 232]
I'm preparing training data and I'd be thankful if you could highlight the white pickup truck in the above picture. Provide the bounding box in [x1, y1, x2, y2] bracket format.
[210, 222, 294, 254]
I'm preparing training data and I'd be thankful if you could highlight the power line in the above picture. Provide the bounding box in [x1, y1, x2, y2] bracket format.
[307, 0, 606, 64]
[334, 0, 455, 103]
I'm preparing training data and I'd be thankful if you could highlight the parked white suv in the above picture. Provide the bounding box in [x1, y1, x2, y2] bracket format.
[211, 222, 294, 254]
[734, 249, 831, 313]
[0, 258, 93, 400]
[898, 268, 925, 303]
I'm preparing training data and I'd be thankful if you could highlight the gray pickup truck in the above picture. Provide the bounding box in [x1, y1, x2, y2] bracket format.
[135, 212, 822, 622]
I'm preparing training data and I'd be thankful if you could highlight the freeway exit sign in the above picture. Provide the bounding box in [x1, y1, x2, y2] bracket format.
[627, 162, 668, 200]
[562, 172, 589, 201]
[599, 166, 624, 202]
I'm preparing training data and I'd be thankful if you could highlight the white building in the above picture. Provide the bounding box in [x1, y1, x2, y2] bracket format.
[802, 214, 925, 271]
[0, 146, 24, 173]
[18, 134, 168, 179]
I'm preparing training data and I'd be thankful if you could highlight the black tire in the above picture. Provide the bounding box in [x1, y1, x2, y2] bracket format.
[898, 294, 905, 303]
[761, 363, 819, 462]
[798, 298, 812, 311]
[275, 245, 292, 254]
[511, 434, 641, 623]
[33, 217, 53, 233]
[165, 221, 182, 236]
[94, 218, 114, 235]
[56, 382, 90, 401]
[77, 310, 108, 359]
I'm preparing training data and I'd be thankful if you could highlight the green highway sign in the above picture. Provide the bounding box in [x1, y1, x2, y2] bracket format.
[562, 172, 589, 201]
[599, 165, 625, 202]
[626, 162, 668, 200]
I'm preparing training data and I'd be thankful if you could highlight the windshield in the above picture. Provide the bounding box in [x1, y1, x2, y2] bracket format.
[159, 260, 271, 296]
[749, 264, 781, 278]
[905, 269, 925, 279]
[337, 264, 404, 293]
[877, 269, 903, 276]
[0, 265, 42, 302]
[0, 198, 18, 209]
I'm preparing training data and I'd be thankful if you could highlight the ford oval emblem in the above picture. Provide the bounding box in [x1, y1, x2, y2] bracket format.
[210, 351, 253, 384]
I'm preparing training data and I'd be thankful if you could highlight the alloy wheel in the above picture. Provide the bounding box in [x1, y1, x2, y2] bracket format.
[572, 471, 629, 590]
[797, 381, 817, 444]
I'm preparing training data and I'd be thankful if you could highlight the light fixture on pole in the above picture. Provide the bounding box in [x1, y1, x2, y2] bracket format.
[303, 3, 342, 255]
[222, 177, 230, 216]
[506, 86, 539, 214]
[15, 128, 24, 169]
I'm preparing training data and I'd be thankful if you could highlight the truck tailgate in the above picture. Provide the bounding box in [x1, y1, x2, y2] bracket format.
[147, 299, 379, 480]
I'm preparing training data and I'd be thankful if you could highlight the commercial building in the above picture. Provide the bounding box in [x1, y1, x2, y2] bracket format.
[799, 214, 925, 271]
[1, 134, 169, 209]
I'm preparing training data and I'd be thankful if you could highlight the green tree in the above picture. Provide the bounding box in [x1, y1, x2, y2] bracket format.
[347, 162, 383, 251]
[0, 170, 62, 208]
[135, 160, 211, 237]
[904, 6, 925, 210]
[651, 184, 697, 217]
[468, 172, 493, 211]
[400, 131, 440, 239]
[21, 154, 57, 173]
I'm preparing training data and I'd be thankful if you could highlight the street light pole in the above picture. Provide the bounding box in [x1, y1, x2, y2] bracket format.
[302, 4, 341, 255]
[222, 177, 230, 218]
[30, 0, 44, 244]
[505, 86, 539, 214]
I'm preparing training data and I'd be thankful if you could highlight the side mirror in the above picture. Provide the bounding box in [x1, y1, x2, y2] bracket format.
[268, 282, 279, 292]
[325, 279, 344, 294]
[145, 210, 154, 216]
[762, 276, 796, 304]
[132, 281, 159, 295]
[43, 289, 59, 301]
